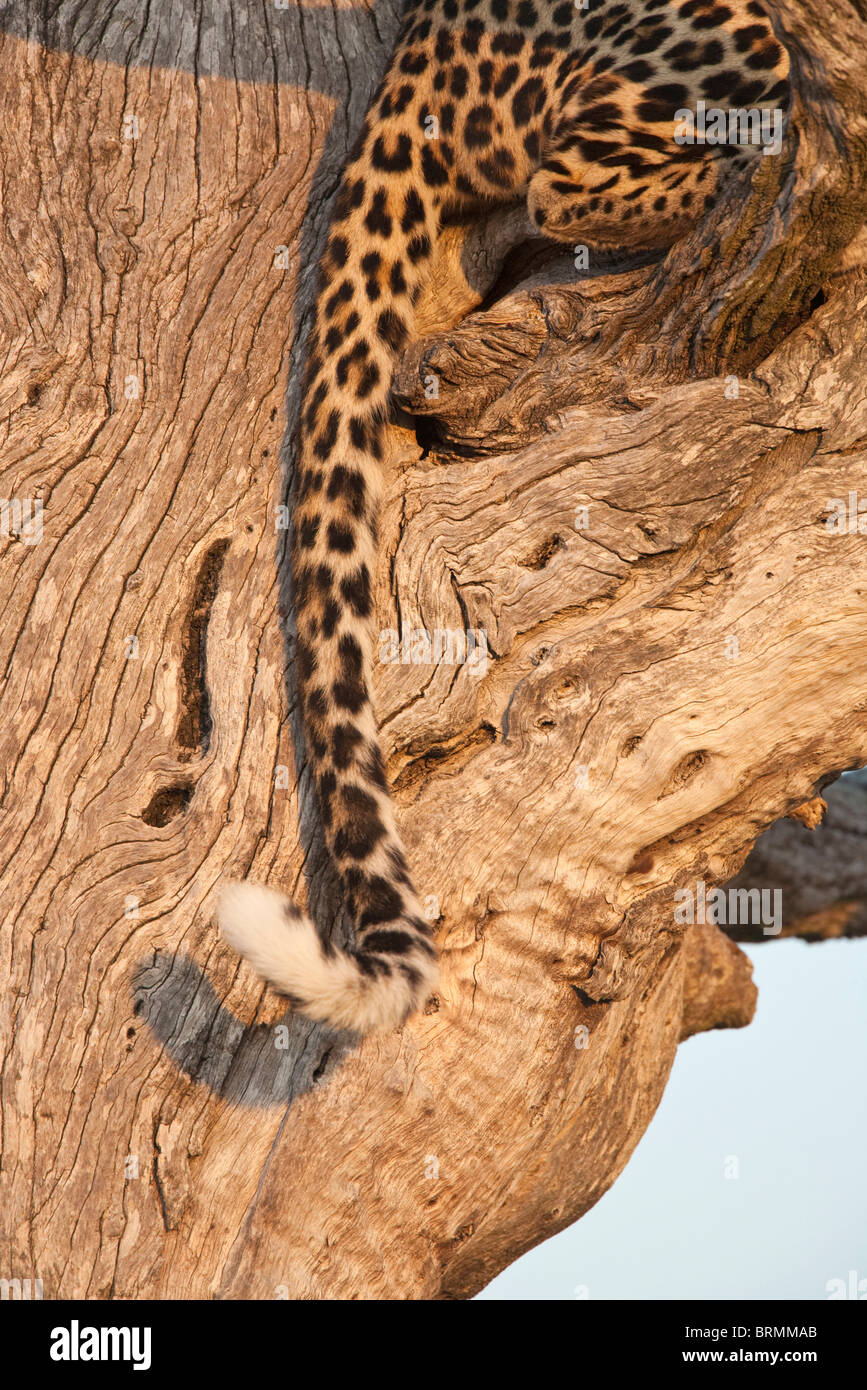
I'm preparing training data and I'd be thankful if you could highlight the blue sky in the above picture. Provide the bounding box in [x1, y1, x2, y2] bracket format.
[478, 939, 866, 1300]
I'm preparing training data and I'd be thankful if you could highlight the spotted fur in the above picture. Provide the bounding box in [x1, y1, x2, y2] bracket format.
[219, 0, 789, 1031]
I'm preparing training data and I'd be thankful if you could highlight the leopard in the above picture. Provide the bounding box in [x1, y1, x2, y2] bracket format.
[218, 0, 790, 1032]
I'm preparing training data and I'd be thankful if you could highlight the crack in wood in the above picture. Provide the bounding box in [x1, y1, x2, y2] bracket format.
[176, 538, 231, 757]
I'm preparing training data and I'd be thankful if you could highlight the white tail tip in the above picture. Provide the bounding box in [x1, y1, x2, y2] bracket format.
[217, 881, 435, 1032]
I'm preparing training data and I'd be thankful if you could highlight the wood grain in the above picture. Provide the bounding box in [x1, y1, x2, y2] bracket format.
[0, 0, 865, 1300]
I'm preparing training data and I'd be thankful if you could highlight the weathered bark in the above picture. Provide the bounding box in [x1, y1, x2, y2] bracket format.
[0, 0, 865, 1301]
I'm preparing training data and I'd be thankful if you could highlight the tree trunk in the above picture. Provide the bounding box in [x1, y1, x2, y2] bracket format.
[1, 0, 865, 1301]
[724, 772, 867, 944]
